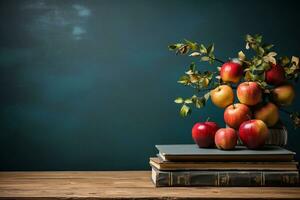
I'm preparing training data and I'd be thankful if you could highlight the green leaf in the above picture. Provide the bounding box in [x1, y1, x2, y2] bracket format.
[177, 75, 190, 85]
[284, 57, 300, 80]
[255, 34, 263, 43]
[238, 51, 246, 61]
[249, 71, 265, 81]
[246, 42, 250, 49]
[197, 77, 208, 87]
[257, 81, 268, 90]
[168, 43, 183, 50]
[184, 39, 198, 51]
[208, 55, 215, 64]
[204, 71, 213, 80]
[201, 56, 210, 61]
[254, 58, 262, 66]
[189, 62, 196, 72]
[195, 97, 206, 108]
[280, 56, 290, 67]
[207, 44, 214, 55]
[189, 52, 201, 57]
[261, 62, 271, 71]
[189, 74, 200, 83]
[199, 44, 207, 54]
[185, 69, 194, 75]
[258, 46, 265, 56]
[184, 99, 193, 104]
[292, 56, 299, 66]
[174, 97, 184, 104]
[204, 92, 210, 100]
[263, 44, 274, 50]
[245, 34, 254, 43]
[180, 104, 191, 117]
[250, 64, 265, 75]
[176, 45, 189, 55]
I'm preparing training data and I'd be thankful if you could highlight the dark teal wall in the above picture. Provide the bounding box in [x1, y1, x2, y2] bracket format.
[0, 0, 300, 170]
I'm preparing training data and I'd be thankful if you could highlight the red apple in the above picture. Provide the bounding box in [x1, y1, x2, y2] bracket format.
[254, 102, 279, 127]
[265, 64, 285, 85]
[220, 61, 243, 83]
[204, 121, 219, 133]
[237, 82, 262, 106]
[192, 122, 219, 148]
[238, 119, 269, 149]
[210, 85, 234, 108]
[215, 128, 237, 150]
[224, 103, 251, 129]
[271, 84, 295, 106]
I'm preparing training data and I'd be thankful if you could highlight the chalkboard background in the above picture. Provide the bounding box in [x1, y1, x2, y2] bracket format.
[0, 0, 300, 170]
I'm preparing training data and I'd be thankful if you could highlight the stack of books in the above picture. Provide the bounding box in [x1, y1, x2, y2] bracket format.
[150, 144, 299, 187]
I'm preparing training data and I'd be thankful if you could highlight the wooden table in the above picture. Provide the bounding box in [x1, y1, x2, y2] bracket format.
[0, 171, 300, 199]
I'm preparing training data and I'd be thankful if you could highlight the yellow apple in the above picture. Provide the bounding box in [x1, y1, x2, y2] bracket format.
[210, 85, 234, 108]
[254, 102, 279, 127]
[272, 84, 295, 106]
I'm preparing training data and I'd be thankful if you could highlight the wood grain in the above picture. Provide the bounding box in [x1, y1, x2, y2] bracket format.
[0, 171, 299, 199]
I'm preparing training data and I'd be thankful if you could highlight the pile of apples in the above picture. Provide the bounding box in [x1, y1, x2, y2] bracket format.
[192, 60, 295, 150]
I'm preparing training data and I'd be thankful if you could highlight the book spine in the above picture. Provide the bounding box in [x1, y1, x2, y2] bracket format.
[152, 168, 299, 187]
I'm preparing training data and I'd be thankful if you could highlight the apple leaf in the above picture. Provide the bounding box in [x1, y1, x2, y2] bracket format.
[168, 43, 183, 50]
[199, 44, 207, 54]
[204, 92, 210, 100]
[257, 81, 268, 90]
[246, 42, 250, 49]
[184, 39, 198, 51]
[176, 45, 190, 55]
[258, 47, 265, 57]
[185, 69, 194, 75]
[267, 52, 277, 57]
[189, 52, 201, 57]
[189, 62, 196, 72]
[177, 75, 190, 85]
[174, 97, 184, 104]
[201, 56, 210, 61]
[180, 104, 191, 117]
[280, 56, 290, 67]
[292, 56, 299, 66]
[238, 51, 246, 61]
[208, 54, 215, 64]
[262, 43, 274, 50]
[255, 34, 263, 43]
[284, 56, 300, 80]
[207, 44, 214, 55]
[184, 99, 193, 104]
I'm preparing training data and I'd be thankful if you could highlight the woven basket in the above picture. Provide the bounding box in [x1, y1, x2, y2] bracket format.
[265, 126, 288, 146]
[234, 122, 288, 147]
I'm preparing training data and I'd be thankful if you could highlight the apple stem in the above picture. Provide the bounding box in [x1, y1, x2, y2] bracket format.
[211, 56, 225, 64]
[206, 117, 210, 122]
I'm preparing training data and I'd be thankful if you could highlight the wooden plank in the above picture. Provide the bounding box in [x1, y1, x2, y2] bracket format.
[0, 171, 299, 199]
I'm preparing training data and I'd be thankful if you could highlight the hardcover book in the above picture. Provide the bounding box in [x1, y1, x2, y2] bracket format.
[156, 145, 295, 162]
[151, 167, 299, 187]
[150, 157, 299, 171]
